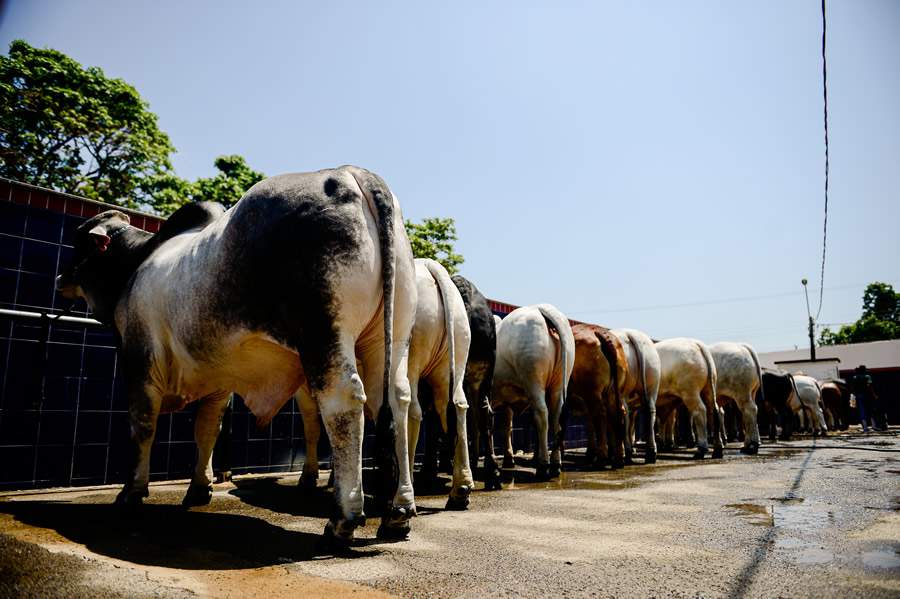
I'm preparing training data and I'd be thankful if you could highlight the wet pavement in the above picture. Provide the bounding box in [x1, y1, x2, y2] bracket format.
[1, 429, 898, 598]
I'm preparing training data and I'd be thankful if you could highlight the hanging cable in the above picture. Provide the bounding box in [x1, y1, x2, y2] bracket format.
[815, 0, 829, 320]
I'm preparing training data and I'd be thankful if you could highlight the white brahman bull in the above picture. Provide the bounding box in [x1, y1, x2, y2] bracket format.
[57, 166, 417, 545]
[709, 342, 763, 454]
[406, 259, 474, 509]
[655, 338, 723, 459]
[790, 374, 828, 436]
[298, 258, 475, 511]
[612, 328, 661, 464]
[492, 304, 575, 480]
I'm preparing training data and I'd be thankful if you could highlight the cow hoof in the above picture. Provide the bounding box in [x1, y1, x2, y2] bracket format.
[611, 458, 624, 470]
[322, 525, 352, 551]
[377, 521, 410, 540]
[644, 452, 657, 465]
[446, 487, 471, 511]
[534, 463, 550, 481]
[712, 447, 724, 459]
[692, 448, 707, 460]
[484, 477, 503, 491]
[624, 455, 635, 466]
[502, 455, 515, 469]
[213, 470, 231, 484]
[182, 483, 213, 507]
[377, 506, 415, 540]
[299, 473, 319, 491]
[740, 443, 759, 455]
[324, 516, 362, 549]
[548, 463, 561, 478]
[114, 485, 148, 515]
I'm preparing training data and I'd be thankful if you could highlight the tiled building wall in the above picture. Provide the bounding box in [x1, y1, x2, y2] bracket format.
[0, 178, 584, 491]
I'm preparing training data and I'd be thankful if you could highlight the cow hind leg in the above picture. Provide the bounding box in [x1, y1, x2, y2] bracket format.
[480, 391, 502, 490]
[547, 388, 564, 478]
[584, 409, 601, 469]
[116, 377, 162, 512]
[434, 380, 473, 510]
[315, 352, 368, 545]
[388, 357, 417, 533]
[464, 381, 481, 473]
[609, 394, 626, 469]
[531, 387, 552, 480]
[499, 407, 515, 469]
[407, 375, 423, 484]
[184, 391, 231, 507]
[683, 395, 709, 459]
[737, 394, 761, 455]
[643, 396, 658, 464]
[296, 389, 322, 490]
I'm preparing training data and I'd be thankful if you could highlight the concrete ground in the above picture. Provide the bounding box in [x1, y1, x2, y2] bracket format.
[1, 429, 898, 599]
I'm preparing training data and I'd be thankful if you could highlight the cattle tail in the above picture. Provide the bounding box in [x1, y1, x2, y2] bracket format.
[422, 259, 459, 410]
[742, 343, 765, 406]
[536, 306, 571, 403]
[696, 341, 722, 454]
[624, 330, 651, 427]
[350, 169, 399, 508]
[594, 330, 622, 420]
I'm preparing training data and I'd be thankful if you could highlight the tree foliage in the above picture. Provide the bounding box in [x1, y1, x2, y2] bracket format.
[145, 155, 265, 214]
[189, 155, 264, 208]
[404, 217, 464, 275]
[0, 40, 175, 210]
[819, 282, 900, 345]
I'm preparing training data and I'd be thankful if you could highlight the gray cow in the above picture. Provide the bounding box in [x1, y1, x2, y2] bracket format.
[491, 304, 575, 480]
[56, 166, 418, 544]
[709, 342, 763, 454]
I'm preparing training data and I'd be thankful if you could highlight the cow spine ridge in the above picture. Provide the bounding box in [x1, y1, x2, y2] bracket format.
[422, 259, 458, 408]
[742, 343, 765, 406]
[536, 305, 571, 402]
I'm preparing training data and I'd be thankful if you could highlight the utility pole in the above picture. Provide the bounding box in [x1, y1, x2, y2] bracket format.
[802, 278, 816, 360]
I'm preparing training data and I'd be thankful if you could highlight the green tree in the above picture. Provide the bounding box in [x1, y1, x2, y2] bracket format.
[405, 217, 464, 275]
[189, 155, 265, 208]
[0, 40, 175, 211]
[144, 154, 265, 214]
[819, 282, 900, 345]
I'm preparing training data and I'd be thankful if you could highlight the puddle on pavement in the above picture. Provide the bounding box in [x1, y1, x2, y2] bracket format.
[861, 548, 900, 570]
[774, 537, 835, 565]
[725, 503, 774, 526]
[502, 470, 647, 492]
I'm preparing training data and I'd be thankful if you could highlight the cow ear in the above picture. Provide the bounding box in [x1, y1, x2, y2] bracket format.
[88, 225, 111, 252]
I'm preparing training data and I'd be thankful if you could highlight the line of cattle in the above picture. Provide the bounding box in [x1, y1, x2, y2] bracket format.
[52, 166, 839, 547]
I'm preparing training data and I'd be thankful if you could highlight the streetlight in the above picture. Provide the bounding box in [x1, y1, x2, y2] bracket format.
[801, 278, 815, 360]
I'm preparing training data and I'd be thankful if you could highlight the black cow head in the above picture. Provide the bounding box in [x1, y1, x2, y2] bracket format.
[56, 210, 143, 323]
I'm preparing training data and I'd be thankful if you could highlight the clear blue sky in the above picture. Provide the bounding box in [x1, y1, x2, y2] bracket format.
[2, 1, 898, 351]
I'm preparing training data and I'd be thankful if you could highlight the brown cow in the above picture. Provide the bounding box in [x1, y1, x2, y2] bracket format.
[563, 324, 627, 469]
[820, 379, 850, 431]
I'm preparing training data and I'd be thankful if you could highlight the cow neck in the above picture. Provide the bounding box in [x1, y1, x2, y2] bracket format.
[89, 225, 156, 324]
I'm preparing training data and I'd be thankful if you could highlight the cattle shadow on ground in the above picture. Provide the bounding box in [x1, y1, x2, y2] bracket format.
[0, 501, 380, 569]
[230, 473, 445, 520]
